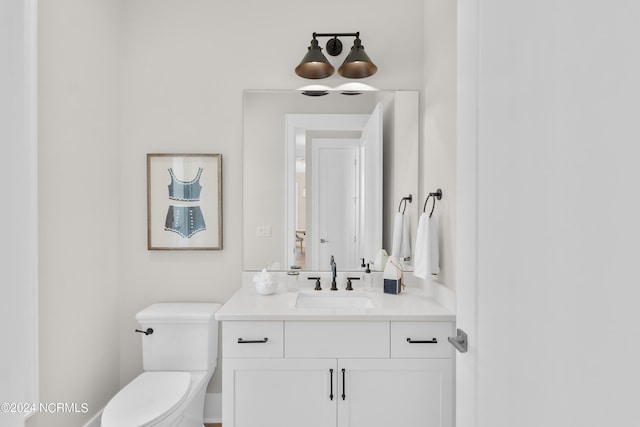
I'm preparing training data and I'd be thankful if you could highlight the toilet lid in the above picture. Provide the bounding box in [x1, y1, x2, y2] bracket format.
[102, 372, 191, 427]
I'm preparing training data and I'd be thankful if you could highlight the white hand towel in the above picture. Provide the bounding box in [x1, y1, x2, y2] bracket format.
[402, 214, 411, 262]
[391, 212, 411, 261]
[413, 213, 440, 279]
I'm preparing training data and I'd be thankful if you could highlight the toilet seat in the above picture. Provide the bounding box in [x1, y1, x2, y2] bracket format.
[101, 371, 191, 427]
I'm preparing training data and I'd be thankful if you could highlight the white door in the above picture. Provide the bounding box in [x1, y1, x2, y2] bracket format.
[359, 103, 383, 265]
[337, 359, 453, 427]
[455, 1, 479, 426]
[1, 2, 38, 426]
[312, 139, 360, 270]
[223, 358, 337, 427]
[456, 1, 640, 426]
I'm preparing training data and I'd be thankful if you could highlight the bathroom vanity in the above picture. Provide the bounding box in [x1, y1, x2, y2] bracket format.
[215, 282, 454, 427]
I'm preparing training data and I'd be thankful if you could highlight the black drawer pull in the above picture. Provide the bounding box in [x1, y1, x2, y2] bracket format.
[237, 337, 269, 344]
[329, 369, 334, 400]
[341, 368, 346, 400]
[406, 337, 438, 344]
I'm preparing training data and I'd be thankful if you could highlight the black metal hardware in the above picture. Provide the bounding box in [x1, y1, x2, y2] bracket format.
[346, 277, 360, 291]
[237, 338, 269, 344]
[398, 194, 413, 214]
[406, 337, 438, 344]
[312, 32, 360, 56]
[296, 31, 376, 81]
[135, 328, 153, 335]
[330, 255, 338, 291]
[308, 277, 322, 291]
[341, 368, 346, 400]
[422, 189, 443, 218]
[329, 369, 334, 400]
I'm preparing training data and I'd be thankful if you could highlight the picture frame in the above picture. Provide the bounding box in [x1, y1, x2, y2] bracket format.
[147, 153, 222, 250]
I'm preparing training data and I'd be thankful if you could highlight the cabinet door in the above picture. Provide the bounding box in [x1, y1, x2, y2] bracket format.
[223, 358, 337, 427]
[337, 359, 453, 427]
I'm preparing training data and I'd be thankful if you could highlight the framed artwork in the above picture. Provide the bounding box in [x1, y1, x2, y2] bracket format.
[147, 153, 222, 250]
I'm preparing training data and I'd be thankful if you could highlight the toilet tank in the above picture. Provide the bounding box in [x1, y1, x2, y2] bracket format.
[136, 303, 221, 372]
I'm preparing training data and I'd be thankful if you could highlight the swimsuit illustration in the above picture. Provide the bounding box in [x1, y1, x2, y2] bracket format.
[167, 167, 203, 201]
[165, 167, 206, 238]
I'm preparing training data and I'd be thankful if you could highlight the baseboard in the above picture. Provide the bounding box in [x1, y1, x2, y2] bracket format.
[203, 392, 222, 423]
[82, 393, 221, 426]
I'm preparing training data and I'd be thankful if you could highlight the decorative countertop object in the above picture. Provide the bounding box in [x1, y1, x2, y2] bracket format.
[253, 268, 278, 295]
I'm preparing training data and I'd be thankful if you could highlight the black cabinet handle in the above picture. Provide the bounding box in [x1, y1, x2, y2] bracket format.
[329, 369, 334, 400]
[341, 368, 346, 400]
[406, 337, 438, 344]
[237, 337, 269, 344]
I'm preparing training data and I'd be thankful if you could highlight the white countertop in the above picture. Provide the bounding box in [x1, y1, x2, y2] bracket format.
[215, 286, 455, 321]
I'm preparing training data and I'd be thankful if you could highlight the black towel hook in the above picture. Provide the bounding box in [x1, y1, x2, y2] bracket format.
[422, 189, 443, 218]
[397, 194, 413, 214]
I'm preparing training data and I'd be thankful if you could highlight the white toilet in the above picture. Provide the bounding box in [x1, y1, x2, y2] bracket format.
[102, 303, 221, 427]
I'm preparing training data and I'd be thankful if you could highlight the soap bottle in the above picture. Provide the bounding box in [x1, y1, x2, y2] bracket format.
[363, 263, 374, 291]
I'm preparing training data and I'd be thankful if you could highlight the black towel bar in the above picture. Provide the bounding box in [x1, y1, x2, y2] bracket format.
[397, 194, 412, 214]
[422, 189, 443, 218]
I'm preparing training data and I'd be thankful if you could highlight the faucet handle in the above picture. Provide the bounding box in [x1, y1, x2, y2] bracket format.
[308, 277, 322, 291]
[346, 277, 360, 291]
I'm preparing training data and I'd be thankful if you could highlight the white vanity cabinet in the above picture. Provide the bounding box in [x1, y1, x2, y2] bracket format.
[221, 320, 454, 427]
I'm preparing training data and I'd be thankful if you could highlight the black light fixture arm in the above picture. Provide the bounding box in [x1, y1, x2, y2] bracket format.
[312, 32, 360, 38]
[311, 32, 361, 57]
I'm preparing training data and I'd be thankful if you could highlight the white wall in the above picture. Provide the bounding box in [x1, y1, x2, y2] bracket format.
[29, 1, 122, 426]
[462, 1, 640, 425]
[0, 1, 38, 426]
[30, 1, 426, 424]
[117, 0, 425, 397]
[422, 0, 457, 292]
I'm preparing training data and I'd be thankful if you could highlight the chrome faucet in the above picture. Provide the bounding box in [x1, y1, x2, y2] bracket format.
[330, 255, 338, 291]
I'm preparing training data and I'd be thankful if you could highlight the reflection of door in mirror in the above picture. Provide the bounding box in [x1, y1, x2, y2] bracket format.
[312, 139, 360, 270]
[286, 104, 382, 271]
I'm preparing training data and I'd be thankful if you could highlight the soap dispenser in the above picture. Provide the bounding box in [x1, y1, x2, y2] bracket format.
[363, 263, 374, 291]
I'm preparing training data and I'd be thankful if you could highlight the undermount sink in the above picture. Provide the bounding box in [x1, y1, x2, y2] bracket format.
[295, 292, 375, 309]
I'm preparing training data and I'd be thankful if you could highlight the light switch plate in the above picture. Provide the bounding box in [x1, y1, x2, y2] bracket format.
[256, 225, 272, 237]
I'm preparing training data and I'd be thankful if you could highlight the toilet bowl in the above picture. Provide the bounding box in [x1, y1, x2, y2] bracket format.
[101, 303, 220, 427]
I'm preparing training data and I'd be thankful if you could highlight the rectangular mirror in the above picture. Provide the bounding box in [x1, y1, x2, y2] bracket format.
[243, 90, 418, 271]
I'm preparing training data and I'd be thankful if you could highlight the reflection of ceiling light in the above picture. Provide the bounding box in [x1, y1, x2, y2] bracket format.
[297, 83, 378, 97]
[295, 32, 377, 80]
[334, 82, 377, 96]
[297, 84, 331, 97]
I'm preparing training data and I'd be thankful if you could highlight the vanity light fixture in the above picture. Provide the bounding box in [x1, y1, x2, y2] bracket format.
[295, 32, 378, 80]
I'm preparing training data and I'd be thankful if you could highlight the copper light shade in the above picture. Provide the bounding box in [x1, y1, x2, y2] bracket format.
[338, 38, 377, 79]
[295, 32, 376, 80]
[295, 38, 335, 79]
